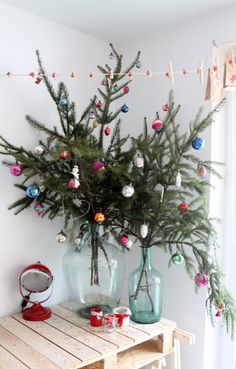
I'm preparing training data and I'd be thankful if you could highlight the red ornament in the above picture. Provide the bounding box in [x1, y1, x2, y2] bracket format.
[179, 202, 189, 212]
[105, 127, 111, 136]
[69, 178, 80, 189]
[123, 85, 130, 94]
[96, 100, 103, 108]
[152, 119, 164, 133]
[59, 150, 71, 160]
[218, 302, 225, 309]
[162, 104, 169, 112]
[198, 164, 207, 177]
[194, 272, 208, 287]
[215, 310, 222, 317]
[35, 76, 42, 84]
[119, 234, 129, 246]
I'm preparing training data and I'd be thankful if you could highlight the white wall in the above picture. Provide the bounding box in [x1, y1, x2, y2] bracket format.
[0, 1, 108, 317]
[120, 4, 236, 369]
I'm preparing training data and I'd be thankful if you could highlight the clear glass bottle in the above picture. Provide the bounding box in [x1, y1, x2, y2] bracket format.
[63, 226, 126, 318]
[129, 247, 162, 324]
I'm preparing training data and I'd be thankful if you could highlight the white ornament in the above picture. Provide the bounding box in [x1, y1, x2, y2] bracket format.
[74, 236, 81, 247]
[140, 224, 148, 238]
[176, 171, 181, 188]
[56, 230, 67, 243]
[126, 239, 133, 249]
[71, 165, 80, 180]
[122, 184, 135, 198]
[34, 145, 45, 155]
[134, 156, 144, 168]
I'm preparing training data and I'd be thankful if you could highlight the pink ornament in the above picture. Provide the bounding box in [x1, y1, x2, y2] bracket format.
[215, 310, 222, 317]
[123, 85, 130, 94]
[69, 178, 80, 189]
[194, 272, 209, 287]
[105, 127, 111, 136]
[10, 163, 23, 176]
[34, 202, 45, 217]
[152, 119, 164, 133]
[119, 234, 129, 246]
[28, 72, 35, 78]
[93, 160, 105, 171]
[96, 100, 103, 108]
[198, 165, 207, 177]
[162, 104, 169, 112]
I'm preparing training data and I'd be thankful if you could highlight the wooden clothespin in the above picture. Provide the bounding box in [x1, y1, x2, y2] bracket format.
[128, 71, 133, 79]
[146, 69, 152, 78]
[89, 72, 95, 78]
[197, 60, 204, 84]
[166, 62, 175, 85]
[109, 69, 114, 79]
[231, 48, 235, 67]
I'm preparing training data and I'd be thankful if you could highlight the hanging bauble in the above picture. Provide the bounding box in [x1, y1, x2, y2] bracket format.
[119, 234, 129, 246]
[194, 272, 209, 287]
[59, 150, 71, 160]
[198, 164, 207, 177]
[218, 302, 225, 310]
[140, 224, 148, 238]
[123, 85, 130, 94]
[74, 236, 82, 247]
[88, 111, 97, 119]
[94, 211, 106, 224]
[93, 119, 99, 128]
[56, 230, 67, 243]
[109, 52, 114, 60]
[69, 178, 80, 189]
[26, 184, 40, 199]
[104, 127, 111, 136]
[93, 160, 105, 171]
[96, 100, 103, 108]
[121, 104, 129, 113]
[10, 163, 23, 176]
[59, 96, 68, 108]
[126, 239, 133, 249]
[179, 201, 189, 213]
[34, 202, 45, 217]
[113, 84, 119, 92]
[34, 145, 45, 156]
[71, 165, 80, 180]
[152, 119, 164, 133]
[162, 104, 169, 112]
[136, 61, 142, 69]
[192, 137, 205, 150]
[122, 184, 134, 198]
[215, 310, 222, 317]
[176, 171, 181, 188]
[171, 252, 184, 265]
[134, 156, 144, 168]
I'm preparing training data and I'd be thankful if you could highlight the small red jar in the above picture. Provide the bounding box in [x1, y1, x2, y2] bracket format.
[90, 308, 103, 327]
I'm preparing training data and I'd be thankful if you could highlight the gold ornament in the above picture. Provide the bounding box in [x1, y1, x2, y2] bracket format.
[94, 211, 106, 223]
[93, 119, 99, 128]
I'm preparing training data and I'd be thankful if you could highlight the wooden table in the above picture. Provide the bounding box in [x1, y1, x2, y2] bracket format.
[0, 301, 195, 369]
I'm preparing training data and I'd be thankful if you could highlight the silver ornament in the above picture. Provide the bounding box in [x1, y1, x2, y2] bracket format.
[176, 171, 181, 188]
[134, 156, 144, 168]
[126, 239, 132, 249]
[34, 145, 45, 156]
[74, 236, 82, 247]
[56, 230, 67, 243]
[140, 224, 148, 238]
[109, 52, 114, 59]
[71, 165, 80, 180]
[122, 184, 135, 198]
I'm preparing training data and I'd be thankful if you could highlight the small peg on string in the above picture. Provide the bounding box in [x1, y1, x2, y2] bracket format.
[197, 60, 204, 84]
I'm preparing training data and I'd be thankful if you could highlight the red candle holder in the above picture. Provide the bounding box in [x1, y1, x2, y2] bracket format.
[90, 308, 103, 327]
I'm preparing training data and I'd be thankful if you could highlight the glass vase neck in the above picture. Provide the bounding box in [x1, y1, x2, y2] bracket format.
[140, 247, 152, 269]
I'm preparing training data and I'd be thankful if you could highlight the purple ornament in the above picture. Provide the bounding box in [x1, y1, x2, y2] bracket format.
[93, 160, 105, 171]
[10, 163, 23, 176]
[88, 111, 96, 119]
[194, 272, 209, 287]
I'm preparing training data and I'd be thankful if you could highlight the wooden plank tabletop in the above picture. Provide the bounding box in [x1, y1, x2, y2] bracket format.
[0, 302, 177, 369]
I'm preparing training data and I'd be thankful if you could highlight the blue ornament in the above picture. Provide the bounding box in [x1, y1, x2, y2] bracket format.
[59, 96, 68, 108]
[121, 104, 129, 113]
[192, 137, 205, 150]
[26, 184, 40, 199]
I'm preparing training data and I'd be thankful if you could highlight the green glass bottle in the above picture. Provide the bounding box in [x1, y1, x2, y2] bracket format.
[129, 247, 162, 324]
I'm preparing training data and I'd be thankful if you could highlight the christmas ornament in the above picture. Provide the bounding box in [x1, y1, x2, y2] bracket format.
[194, 272, 209, 287]
[140, 224, 148, 238]
[121, 104, 129, 113]
[134, 156, 144, 168]
[93, 160, 105, 171]
[176, 171, 181, 188]
[59, 150, 71, 160]
[59, 96, 68, 108]
[88, 111, 96, 119]
[162, 104, 169, 112]
[119, 234, 129, 246]
[122, 184, 134, 198]
[56, 230, 67, 243]
[105, 127, 111, 136]
[26, 185, 40, 199]
[198, 164, 207, 177]
[69, 178, 80, 189]
[109, 52, 114, 59]
[93, 119, 99, 128]
[179, 202, 189, 213]
[34, 145, 45, 156]
[94, 211, 106, 223]
[34, 202, 45, 217]
[74, 236, 82, 247]
[152, 118, 164, 133]
[113, 84, 119, 92]
[10, 163, 23, 176]
[215, 310, 222, 317]
[35, 76, 42, 84]
[136, 61, 142, 69]
[123, 85, 129, 94]
[96, 100, 103, 108]
[101, 78, 107, 86]
[192, 137, 205, 150]
[171, 251, 184, 265]
[218, 302, 225, 310]
[71, 165, 80, 180]
[126, 239, 133, 249]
